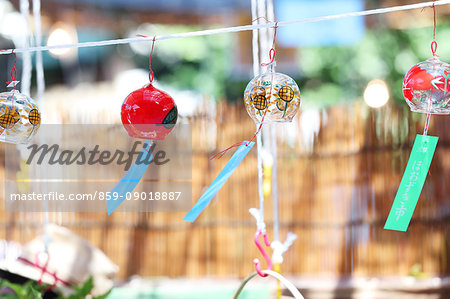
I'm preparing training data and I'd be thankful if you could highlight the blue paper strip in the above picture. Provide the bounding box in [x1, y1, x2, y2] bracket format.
[107, 140, 153, 215]
[183, 141, 255, 222]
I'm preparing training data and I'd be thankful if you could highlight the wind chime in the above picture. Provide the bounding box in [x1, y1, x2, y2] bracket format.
[0, 52, 41, 144]
[121, 37, 178, 140]
[107, 36, 179, 214]
[183, 0, 303, 295]
[385, 4, 448, 232]
[244, 59, 301, 123]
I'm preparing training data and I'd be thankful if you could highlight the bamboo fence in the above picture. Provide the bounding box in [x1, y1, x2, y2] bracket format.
[0, 99, 449, 280]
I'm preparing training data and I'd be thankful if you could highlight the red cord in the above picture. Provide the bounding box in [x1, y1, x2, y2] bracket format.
[210, 142, 243, 160]
[4, 49, 18, 110]
[260, 48, 275, 67]
[148, 36, 156, 83]
[17, 254, 71, 289]
[433, 3, 436, 41]
[5, 50, 17, 92]
[431, 4, 437, 56]
[137, 34, 157, 83]
[424, 2, 437, 136]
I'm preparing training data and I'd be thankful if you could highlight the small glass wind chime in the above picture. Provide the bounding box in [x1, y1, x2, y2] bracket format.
[0, 51, 41, 144]
[244, 64, 301, 123]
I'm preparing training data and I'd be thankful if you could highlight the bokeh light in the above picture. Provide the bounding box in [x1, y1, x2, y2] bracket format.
[364, 79, 389, 108]
[47, 23, 78, 57]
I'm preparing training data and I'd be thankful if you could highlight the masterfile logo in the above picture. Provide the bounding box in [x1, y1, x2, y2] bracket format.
[25, 141, 170, 171]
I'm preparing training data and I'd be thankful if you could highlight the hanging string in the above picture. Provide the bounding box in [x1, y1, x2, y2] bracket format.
[210, 141, 243, 160]
[251, 0, 260, 78]
[137, 35, 157, 83]
[0, 0, 449, 56]
[248, 2, 271, 271]
[423, 3, 437, 136]
[19, 0, 32, 96]
[32, 0, 51, 260]
[7, 51, 17, 84]
[432, 3, 437, 52]
[256, 132, 265, 220]
[33, 0, 45, 103]
[271, 125, 280, 243]
[260, 48, 275, 69]
[0, 49, 18, 138]
[6, 50, 18, 94]
[257, 12, 284, 295]
[148, 36, 156, 83]
[429, 2, 438, 56]
[250, 0, 276, 279]
[259, 19, 278, 72]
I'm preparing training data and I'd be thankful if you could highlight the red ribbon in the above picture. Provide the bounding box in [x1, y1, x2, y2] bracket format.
[17, 253, 71, 290]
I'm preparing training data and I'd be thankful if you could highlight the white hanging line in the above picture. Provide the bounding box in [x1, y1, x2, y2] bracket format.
[33, 0, 45, 103]
[33, 0, 50, 253]
[271, 125, 280, 243]
[271, 232, 298, 264]
[0, 0, 448, 55]
[19, 0, 31, 96]
[249, 207, 266, 233]
[251, 0, 260, 76]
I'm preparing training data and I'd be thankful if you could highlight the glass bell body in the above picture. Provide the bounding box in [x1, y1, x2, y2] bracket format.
[121, 84, 178, 140]
[0, 90, 41, 144]
[244, 72, 301, 123]
[403, 56, 450, 114]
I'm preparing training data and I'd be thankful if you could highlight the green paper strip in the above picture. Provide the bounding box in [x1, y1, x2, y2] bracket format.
[384, 134, 438, 232]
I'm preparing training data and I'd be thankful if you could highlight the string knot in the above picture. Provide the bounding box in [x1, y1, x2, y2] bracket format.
[249, 208, 266, 233]
[271, 232, 297, 264]
[431, 40, 437, 56]
[260, 22, 278, 71]
[261, 48, 276, 68]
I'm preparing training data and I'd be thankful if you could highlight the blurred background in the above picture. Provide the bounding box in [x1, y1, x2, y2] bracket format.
[0, 0, 450, 298]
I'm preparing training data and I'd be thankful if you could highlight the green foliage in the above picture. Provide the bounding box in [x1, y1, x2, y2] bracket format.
[0, 277, 111, 299]
[60, 277, 94, 299]
[0, 280, 45, 299]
